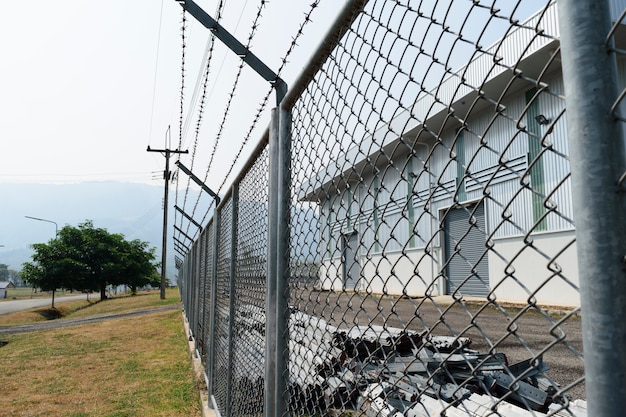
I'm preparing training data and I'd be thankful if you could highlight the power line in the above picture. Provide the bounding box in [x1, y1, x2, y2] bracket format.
[148, 0, 166, 147]
[147, 140, 188, 300]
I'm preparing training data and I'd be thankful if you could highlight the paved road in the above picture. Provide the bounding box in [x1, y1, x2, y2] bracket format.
[0, 294, 90, 315]
[0, 304, 181, 335]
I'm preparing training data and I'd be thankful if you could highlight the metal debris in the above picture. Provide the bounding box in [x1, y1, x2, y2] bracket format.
[216, 306, 584, 416]
[286, 310, 585, 417]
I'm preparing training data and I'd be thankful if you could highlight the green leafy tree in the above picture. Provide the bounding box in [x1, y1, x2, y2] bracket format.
[22, 220, 158, 305]
[21, 239, 81, 308]
[72, 221, 159, 300]
[116, 238, 161, 294]
[74, 221, 120, 300]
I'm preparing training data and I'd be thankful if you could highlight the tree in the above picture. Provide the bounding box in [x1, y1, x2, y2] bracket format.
[22, 220, 158, 305]
[9, 269, 24, 287]
[115, 238, 160, 294]
[21, 239, 81, 308]
[0, 264, 8, 281]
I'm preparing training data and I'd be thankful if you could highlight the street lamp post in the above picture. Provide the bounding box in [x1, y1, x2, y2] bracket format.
[24, 216, 59, 303]
[25, 216, 58, 236]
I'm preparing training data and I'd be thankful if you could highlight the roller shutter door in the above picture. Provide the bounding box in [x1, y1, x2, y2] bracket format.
[444, 203, 490, 297]
[342, 232, 360, 290]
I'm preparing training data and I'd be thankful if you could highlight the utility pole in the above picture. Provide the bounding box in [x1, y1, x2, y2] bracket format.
[147, 135, 188, 300]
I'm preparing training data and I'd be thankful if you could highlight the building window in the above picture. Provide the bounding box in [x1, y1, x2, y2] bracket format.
[326, 199, 333, 257]
[455, 128, 467, 203]
[525, 88, 547, 231]
[373, 177, 381, 253]
[346, 188, 352, 231]
[407, 157, 416, 249]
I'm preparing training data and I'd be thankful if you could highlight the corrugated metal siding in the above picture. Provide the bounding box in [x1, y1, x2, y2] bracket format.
[610, 0, 626, 20]
[324, 72, 573, 259]
[318, 3, 605, 264]
[444, 203, 490, 297]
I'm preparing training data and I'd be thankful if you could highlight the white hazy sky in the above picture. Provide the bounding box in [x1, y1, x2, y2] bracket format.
[0, 0, 345, 186]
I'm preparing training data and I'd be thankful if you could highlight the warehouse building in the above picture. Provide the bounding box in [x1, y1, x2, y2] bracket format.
[300, 2, 626, 306]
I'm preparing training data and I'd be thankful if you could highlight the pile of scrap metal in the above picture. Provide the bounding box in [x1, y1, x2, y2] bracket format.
[288, 311, 587, 417]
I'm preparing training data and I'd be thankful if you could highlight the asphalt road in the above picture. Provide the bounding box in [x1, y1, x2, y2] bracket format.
[0, 304, 181, 335]
[0, 294, 90, 315]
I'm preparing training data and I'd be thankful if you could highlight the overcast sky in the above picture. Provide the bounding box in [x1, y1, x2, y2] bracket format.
[0, 0, 344, 186]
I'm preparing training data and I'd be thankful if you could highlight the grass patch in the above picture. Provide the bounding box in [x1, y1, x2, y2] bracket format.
[67, 290, 181, 317]
[0, 289, 201, 416]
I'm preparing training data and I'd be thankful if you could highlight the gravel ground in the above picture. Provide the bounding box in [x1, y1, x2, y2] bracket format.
[290, 289, 585, 401]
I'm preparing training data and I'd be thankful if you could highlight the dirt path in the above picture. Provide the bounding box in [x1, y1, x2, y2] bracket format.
[0, 304, 181, 335]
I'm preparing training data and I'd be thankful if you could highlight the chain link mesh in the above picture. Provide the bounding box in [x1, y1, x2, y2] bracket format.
[288, 1, 585, 414]
[231, 146, 270, 415]
[213, 196, 233, 414]
[177, 0, 626, 416]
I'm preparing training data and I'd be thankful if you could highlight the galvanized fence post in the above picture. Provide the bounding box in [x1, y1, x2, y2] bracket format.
[195, 242, 201, 344]
[189, 244, 194, 340]
[226, 184, 239, 417]
[207, 217, 219, 402]
[275, 105, 292, 416]
[558, 1, 626, 415]
[199, 232, 206, 359]
[265, 108, 280, 417]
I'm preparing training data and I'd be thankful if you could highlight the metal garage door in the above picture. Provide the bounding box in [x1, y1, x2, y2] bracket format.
[342, 232, 360, 290]
[444, 203, 490, 297]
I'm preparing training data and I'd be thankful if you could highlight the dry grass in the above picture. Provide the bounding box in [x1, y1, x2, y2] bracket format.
[0, 289, 201, 416]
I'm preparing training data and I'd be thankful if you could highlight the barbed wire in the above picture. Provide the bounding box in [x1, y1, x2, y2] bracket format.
[172, 6, 187, 250]
[193, 0, 324, 234]
[183, 0, 269, 239]
[175, 2, 225, 242]
[178, 9, 187, 151]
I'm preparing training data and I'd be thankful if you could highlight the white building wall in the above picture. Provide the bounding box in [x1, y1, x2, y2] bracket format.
[360, 249, 436, 296]
[312, 2, 626, 305]
[488, 231, 580, 306]
[316, 69, 581, 304]
[319, 247, 438, 296]
[318, 258, 342, 291]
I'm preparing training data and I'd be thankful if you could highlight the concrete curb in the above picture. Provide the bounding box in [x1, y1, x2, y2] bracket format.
[183, 313, 216, 417]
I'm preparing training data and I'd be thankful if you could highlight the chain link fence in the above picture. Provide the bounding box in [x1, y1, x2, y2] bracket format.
[178, 0, 626, 416]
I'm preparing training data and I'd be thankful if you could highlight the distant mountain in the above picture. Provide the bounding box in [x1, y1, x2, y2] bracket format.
[0, 182, 321, 282]
[0, 182, 213, 279]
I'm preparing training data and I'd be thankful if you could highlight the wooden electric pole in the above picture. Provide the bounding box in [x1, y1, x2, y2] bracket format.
[147, 144, 188, 299]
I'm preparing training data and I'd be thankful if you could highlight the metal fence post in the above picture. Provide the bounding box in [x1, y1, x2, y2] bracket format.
[558, 1, 626, 415]
[187, 244, 196, 340]
[226, 184, 239, 417]
[275, 105, 291, 416]
[199, 233, 205, 358]
[207, 217, 220, 402]
[265, 108, 280, 417]
[195, 243, 201, 342]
